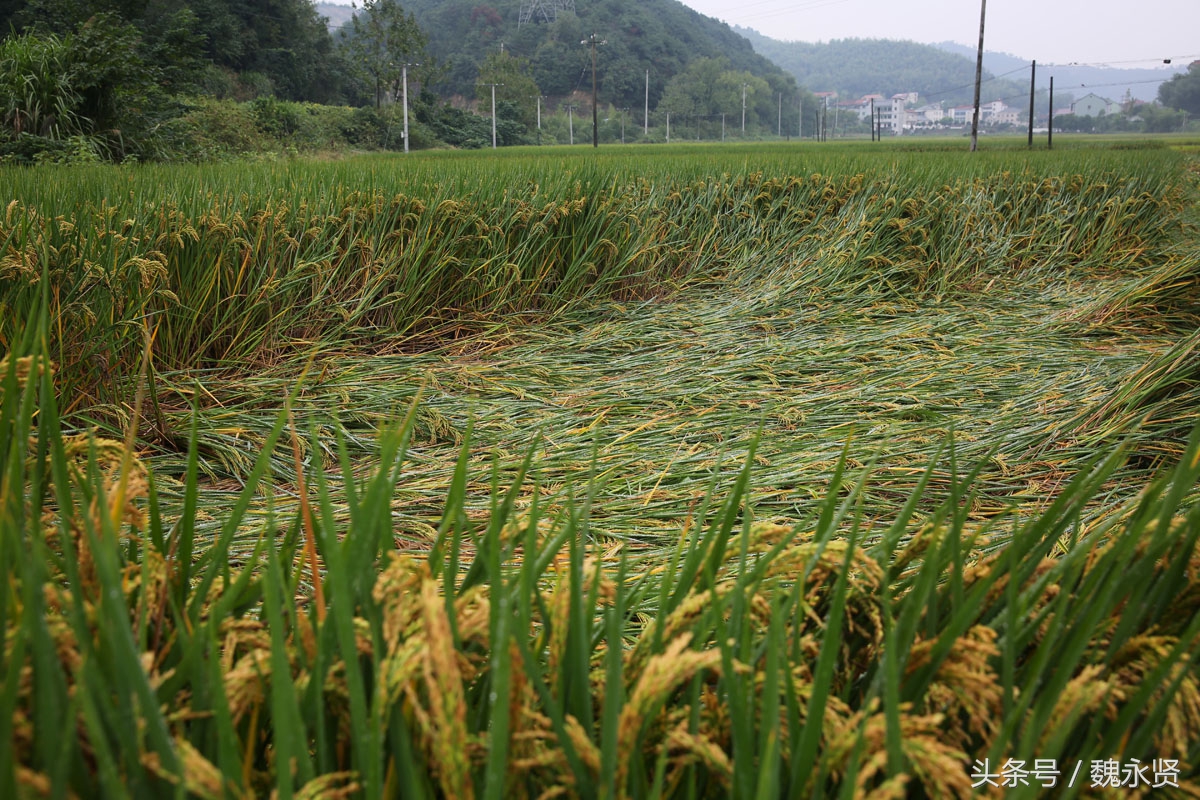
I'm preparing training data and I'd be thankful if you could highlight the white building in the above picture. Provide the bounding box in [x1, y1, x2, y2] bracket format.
[881, 95, 911, 134]
[1071, 93, 1121, 117]
[950, 105, 974, 124]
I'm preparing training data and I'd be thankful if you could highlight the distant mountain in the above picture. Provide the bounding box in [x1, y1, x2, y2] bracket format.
[735, 29, 1026, 108]
[934, 41, 1183, 103]
[735, 28, 1182, 108]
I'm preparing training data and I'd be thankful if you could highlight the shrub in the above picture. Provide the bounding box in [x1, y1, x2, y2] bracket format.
[163, 97, 265, 160]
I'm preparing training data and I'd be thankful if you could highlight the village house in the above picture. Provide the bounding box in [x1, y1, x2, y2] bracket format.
[911, 103, 945, 127]
[880, 94, 910, 134]
[825, 92, 1031, 134]
[950, 105, 974, 124]
[845, 94, 886, 120]
[987, 105, 1021, 125]
[1071, 93, 1121, 117]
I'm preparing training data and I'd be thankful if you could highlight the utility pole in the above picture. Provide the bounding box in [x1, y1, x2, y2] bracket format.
[402, 63, 420, 153]
[567, 104, 575, 145]
[970, 0, 987, 152]
[491, 84, 499, 148]
[644, 69, 649, 136]
[1027, 60, 1036, 148]
[582, 33, 606, 148]
[621, 107, 628, 143]
[870, 98, 875, 141]
[1048, 77, 1054, 150]
[479, 83, 503, 149]
[536, 95, 544, 145]
[741, 83, 748, 132]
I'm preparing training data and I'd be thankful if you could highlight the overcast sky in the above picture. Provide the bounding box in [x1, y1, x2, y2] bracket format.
[327, 0, 1198, 68]
[680, 0, 1199, 66]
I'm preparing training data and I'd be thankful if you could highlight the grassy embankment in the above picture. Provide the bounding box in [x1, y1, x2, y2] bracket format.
[2, 143, 1200, 797]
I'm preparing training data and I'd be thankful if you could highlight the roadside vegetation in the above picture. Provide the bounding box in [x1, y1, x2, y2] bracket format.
[2, 143, 1199, 796]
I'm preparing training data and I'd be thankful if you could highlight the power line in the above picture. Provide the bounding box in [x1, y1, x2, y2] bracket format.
[1061, 53, 1200, 68]
[699, 0, 843, 15]
[718, 0, 854, 25]
[920, 63, 1029, 102]
[1065, 77, 1176, 91]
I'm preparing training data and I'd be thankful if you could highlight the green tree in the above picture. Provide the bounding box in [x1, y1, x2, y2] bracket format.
[721, 71, 769, 132]
[658, 57, 777, 134]
[0, 29, 78, 139]
[68, 13, 160, 138]
[659, 57, 726, 117]
[1141, 103, 1189, 133]
[340, 0, 427, 108]
[476, 51, 540, 129]
[0, 12, 177, 160]
[1158, 63, 1200, 117]
[2, 0, 340, 102]
[414, 86, 489, 148]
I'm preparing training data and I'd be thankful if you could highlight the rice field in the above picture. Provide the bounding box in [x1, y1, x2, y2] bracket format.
[2, 141, 1200, 798]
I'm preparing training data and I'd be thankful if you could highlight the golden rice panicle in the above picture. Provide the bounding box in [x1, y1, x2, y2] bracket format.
[508, 709, 601, 791]
[624, 585, 731, 683]
[615, 634, 722, 790]
[1110, 634, 1200, 756]
[140, 737, 232, 800]
[1035, 664, 1124, 750]
[223, 648, 273, 726]
[543, 552, 613, 677]
[562, 712, 602, 778]
[0, 354, 50, 394]
[452, 583, 492, 653]
[15, 768, 57, 800]
[827, 702, 972, 800]
[770, 540, 885, 657]
[419, 577, 475, 800]
[906, 624, 1003, 750]
[294, 771, 363, 800]
[664, 725, 733, 792]
[372, 554, 430, 656]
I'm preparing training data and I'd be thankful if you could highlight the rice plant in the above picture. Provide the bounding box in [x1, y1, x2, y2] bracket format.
[2, 143, 1199, 797]
[3, 327, 1200, 797]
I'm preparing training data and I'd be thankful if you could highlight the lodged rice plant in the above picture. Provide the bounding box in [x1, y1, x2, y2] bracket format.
[2, 144, 1200, 797]
[2, 317, 1200, 798]
[1, 147, 1195, 424]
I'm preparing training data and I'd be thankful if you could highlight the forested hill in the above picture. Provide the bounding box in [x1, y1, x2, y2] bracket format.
[337, 0, 798, 109]
[736, 29, 1028, 108]
[738, 28, 1182, 107]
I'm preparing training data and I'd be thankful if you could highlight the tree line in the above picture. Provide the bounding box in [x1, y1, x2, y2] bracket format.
[0, 0, 812, 162]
